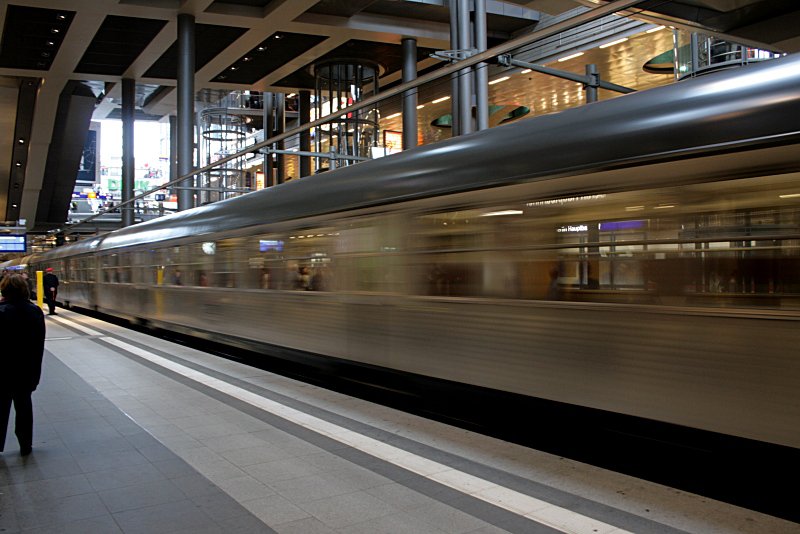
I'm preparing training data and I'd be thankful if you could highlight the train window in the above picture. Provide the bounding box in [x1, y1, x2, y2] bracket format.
[246, 234, 285, 289]
[282, 228, 335, 291]
[100, 253, 129, 283]
[68, 259, 78, 282]
[65, 259, 75, 282]
[244, 228, 336, 291]
[75, 257, 95, 282]
[132, 250, 156, 284]
[177, 243, 205, 287]
[69, 259, 81, 283]
[410, 208, 526, 298]
[211, 238, 244, 288]
[336, 216, 404, 293]
[164, 246, 187, 285]
[407, 172, 800, 308]
[117, 253, 132, 283]
[99, 254, 116, 283]
[168, 239, 242, 288]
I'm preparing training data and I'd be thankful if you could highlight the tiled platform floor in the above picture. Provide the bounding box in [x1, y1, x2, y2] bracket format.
[2, 309, 796, 533]
[0, 353, 273, 533]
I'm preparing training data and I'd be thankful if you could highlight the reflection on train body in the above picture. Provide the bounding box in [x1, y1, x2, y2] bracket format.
[412, 173, 800, 307]
[65, 171, 800, 310]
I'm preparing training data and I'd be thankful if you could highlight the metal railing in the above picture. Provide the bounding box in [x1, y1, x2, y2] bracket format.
[58, 0, 646, 238]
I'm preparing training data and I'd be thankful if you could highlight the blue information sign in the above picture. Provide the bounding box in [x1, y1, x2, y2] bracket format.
[0, 234, 26, 253]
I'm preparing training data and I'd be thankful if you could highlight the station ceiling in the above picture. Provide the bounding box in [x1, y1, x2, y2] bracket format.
[0, 0, 798, 237]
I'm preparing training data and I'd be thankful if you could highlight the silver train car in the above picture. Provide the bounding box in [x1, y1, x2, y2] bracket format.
[17, 53, 800, 450]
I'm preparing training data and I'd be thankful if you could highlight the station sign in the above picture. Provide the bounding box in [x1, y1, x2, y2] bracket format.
[0, 234, 26, 253]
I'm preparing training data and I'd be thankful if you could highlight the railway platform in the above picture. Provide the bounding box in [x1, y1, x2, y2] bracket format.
[0, 309, 795, 534]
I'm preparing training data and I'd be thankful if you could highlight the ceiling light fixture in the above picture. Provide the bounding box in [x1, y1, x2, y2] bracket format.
[481, 210, 523, 217]
[431, 96, 450, 103]
[779, 193, 800, 199]
[599, 37, 628, 49]
[385, 112, 401, 119]
[488, 76, 510, 85]
[646, 25, 666, 33]
[520, 69, 531, 74]
[558, 52, 584, 62]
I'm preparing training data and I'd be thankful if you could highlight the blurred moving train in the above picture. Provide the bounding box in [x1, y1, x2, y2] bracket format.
[6, 53, 800, 451]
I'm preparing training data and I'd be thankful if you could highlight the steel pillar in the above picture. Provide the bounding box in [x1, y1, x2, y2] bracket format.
[473, 0, 488, 131]
[177, 13, 195, 211]
[585, 64, 599, 103]
[401, 37, 418, 149]
[457, 0, 472, 134]
[299, 90, 311, 176]
[275, 93, 285, 183]
[449, 0, 460, 136]
[169, 115, 177, 194]
[121, 78, 135, 227]
[263, 92, 274, 186]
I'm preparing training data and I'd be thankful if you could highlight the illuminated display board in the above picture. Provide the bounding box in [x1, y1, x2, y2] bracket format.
[0, 234, 26, 252]
[259, 239, 284, 252]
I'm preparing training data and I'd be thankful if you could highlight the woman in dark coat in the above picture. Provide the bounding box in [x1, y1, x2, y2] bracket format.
[0, 274, 46, 456]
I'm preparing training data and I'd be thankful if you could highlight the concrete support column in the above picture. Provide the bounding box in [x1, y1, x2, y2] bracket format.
[473, 0, 488, 131]
[121, 78, 135, 227]
[177, 13, 195, 211]
[299, 90, 311, 177]
[5, 78, 37, 224]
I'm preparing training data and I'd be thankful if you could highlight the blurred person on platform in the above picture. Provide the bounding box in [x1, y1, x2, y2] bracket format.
[43, 268, 59, 315]
[21, 271, 36, 301]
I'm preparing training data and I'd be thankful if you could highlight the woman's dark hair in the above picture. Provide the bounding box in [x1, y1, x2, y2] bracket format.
[0, 273, 30, 301]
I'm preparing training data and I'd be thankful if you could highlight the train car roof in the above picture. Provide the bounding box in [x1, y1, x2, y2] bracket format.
[38, 235, 108, 261]
[44, 53, 800, 256]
